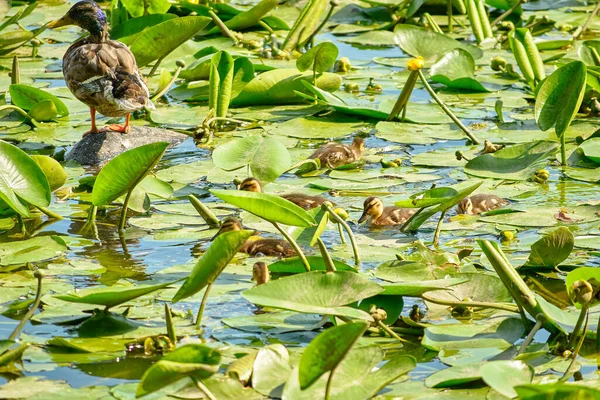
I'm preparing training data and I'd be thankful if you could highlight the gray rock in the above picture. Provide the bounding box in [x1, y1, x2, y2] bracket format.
[66, 126, 188, 166]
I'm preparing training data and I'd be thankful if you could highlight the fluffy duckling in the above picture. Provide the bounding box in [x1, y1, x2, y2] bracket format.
[215, 217, 296, 257]
[238, 177, 328, 210]
[309, 136, 364, 169]
[48, 1, 153, 136]
[457, 194, 509, 215]
[252, 262, 270, 286]
[358, 196, 416, 227]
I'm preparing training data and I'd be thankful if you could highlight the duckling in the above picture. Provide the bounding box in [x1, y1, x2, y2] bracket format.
[252, 262, 270, 285]
[238, 177, 329, 210]
[309, 136, 364, 169]
[457, 194, 509, 215]
[214, 217, 296, 257]
[358, 196, 416, 227]
[48, 1, 153, 137]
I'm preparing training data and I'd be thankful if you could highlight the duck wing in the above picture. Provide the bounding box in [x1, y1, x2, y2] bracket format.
[63, 39, 152, 115]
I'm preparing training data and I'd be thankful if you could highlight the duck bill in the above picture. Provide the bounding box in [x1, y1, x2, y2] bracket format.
[47, 15, 74, 29]
[358, 211, 368, 224]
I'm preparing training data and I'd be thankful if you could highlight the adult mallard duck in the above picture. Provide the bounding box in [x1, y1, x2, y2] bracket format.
[358, 196, 416, 227]
[238, 177, 329, 210]
[309, 136, 364, 169]
[214, 217, 296, 257]
[48, 1, 153, 136]
[457, 194, 509, 215]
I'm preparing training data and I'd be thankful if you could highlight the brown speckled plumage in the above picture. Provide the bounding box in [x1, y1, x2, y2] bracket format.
[238, 177, 330, 210]
[457, 194, 509, 215]
[309, 137, 364, 169]
[358, 196, 416, 227]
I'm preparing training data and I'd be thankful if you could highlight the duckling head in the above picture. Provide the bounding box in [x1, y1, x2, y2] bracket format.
[211, 217, 243, 240]
[457, 197, 473, 215]
[352, 137, 365, 156]
[238, 177, 262, 193]
[48, 1, 107, 37]
[252, 262, 270, 286]
[358, 196, 383, 223]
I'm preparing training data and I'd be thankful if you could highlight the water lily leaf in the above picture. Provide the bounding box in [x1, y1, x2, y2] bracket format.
[231, 69, 341, 106]
[211, 189, 316, 227]
[55, 280, 176, 309]
[0, 236, 66, 265]
[339, 30, 395, 46]
[515, 383, 600, 399]
[0, 140, 51, 216]
[212, 135, 291, 183]
[297, 42, 339, 74]
[281, 0, 328, 51]
[430, 49, 490, 92]
[357, 294, 403, 325]
[30, 155, 66, 192]
[242, 271, 383, 320]
[0, 342, 28, 366]
[223, 311, 326, 334]
[209, 50, 234, 118]
[252, 344, 293, 397]
[425, 364, 482, 388]
[28, 99, 57, 121]
[480, 360, 534, 398]
[525, 227, 574, 268]
[422, 317, 524, 351]
[136, 344, 221, 397]
[121, 0, 170, 17]
[535, 295, 600, 335]
[580, 138, 600, 164]
[381, 278, 468, 297]
[578, 40, 600, 67]
[535, 61, 587, 137]
[299, 321, 368, 389]
[464, 141, 558, 181]
[207, 0, 278, 34]
[172, 230, 253, 302]
[268, 256, 356, 273]
[283, 346, 416, 399]
[110, 13, 177, 42]
[130, 16, 211, 67]
[92, 142, 169, 206]
[8, 84, 69, 117]
[393, 24, 483, 63]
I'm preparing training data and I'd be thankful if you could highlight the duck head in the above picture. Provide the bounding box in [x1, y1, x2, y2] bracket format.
[238, 177, 262, 193]
[48, 1, 107, 39]
[358, 196, 383, 223]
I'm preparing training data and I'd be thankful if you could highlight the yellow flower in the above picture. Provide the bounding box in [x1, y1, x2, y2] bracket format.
[407, 56, 425, 71]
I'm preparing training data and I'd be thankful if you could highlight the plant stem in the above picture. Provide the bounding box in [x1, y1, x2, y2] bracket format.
[148, 56, 165, 77]
[417, 70, 480, 144]
[337, 223, 346, 244]
[208, 10, 239, 44]
[560, 133, 567, 166]
[258, 20, 274, 34]
[517, 314, 545, 355]
[165, 304, 177, 344]
[387, 70, 418, 121]
[193, 378, 217, 400]
[422, 295, 519, 313]
[325, 368, 335, 400]
[378, 320, 409, 343]
[37, 206, 62, 220]
[0, 105, 34, 121]
[491, 0, 523, 26]
[87, 205, 98, 223]
[11, 56, 19, 85]
[118, 190, 133, 231]
[432, 210, 446, 247]
[151, 63, 185, 102]
[195, 283, 213, 328]
[303, 1, 337, 50]
[273, 222, 311, 272]
[9, 271, 43, 341]
[566, 303, 589, 350]
[561, 313, 588, 382]
[447, 0, 453, 32]
[576, 1, 600, 39]
[16, 214, 27, 237]
[317, 238, 336, 272]
[324, 204, 360, 267]
[400, 207, 423, 233]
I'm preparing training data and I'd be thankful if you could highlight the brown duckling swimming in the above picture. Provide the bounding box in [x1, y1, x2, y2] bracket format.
[214, 217, 296, 257]
[457, 194, 509, 215]
[252, 262, 270, 286]
[308, 136, 364, 169]
[238, 177, 329, 210]
[358, 196, 416, 227]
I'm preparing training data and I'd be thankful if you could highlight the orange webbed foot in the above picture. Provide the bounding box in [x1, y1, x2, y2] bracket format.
[82, 129, 99, 138]
[101, 124, 131, 133]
